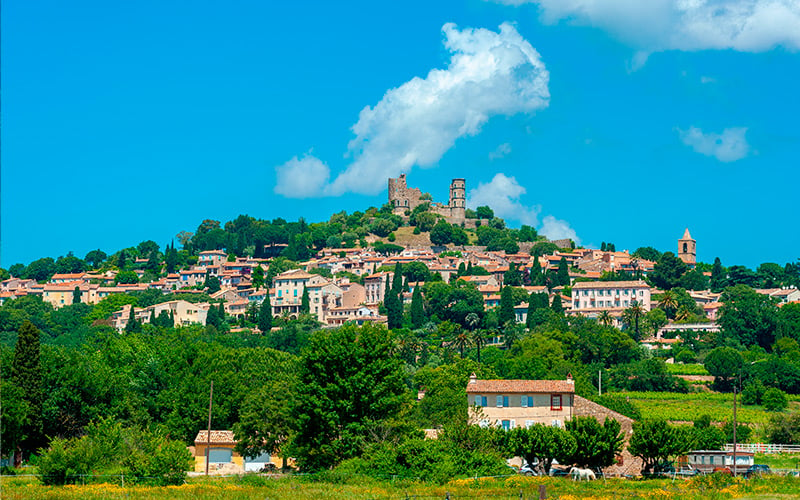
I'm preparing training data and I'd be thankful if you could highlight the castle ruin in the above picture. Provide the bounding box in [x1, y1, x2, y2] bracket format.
[388, 174, 466, 225]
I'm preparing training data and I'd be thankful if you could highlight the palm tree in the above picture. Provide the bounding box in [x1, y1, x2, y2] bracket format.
[625, 301, 645, 340]
[675, 306, 691, 322]
[472, 329, 487, 363]
[452, 329, 471, 359]
[465, 312, 480, 332]
[597, 310, 613, 327]
[658, 290, 678, 318]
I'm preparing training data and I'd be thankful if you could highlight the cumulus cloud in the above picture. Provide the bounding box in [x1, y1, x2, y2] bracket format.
[678, 126, 750, 162]
[274, 23, 550, 198]
[489, 142, 512, 160]
[492, 0, 800, 55]
[273, 154, 331, 198]
[467, 173, 580, 242]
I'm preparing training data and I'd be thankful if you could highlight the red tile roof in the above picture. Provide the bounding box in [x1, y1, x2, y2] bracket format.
[466, 379, 574, 394]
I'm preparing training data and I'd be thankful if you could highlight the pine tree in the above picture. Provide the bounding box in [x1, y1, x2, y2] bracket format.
[258, 294, 273, 333]
[12, 320, 43, 458]
[300, 286, 310, 314]
[410, 286, 425, 329]
[557, 257, 570, 286]
[499, 286, 516, 325]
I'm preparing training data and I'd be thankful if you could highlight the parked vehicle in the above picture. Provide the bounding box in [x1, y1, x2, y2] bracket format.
[745, 464, 772, 478]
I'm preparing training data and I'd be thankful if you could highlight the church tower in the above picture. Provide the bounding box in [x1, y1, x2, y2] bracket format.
[678, 228, 696, 267]
[448, 178, 466, 223]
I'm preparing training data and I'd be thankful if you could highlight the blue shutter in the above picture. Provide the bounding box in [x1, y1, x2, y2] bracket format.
[496, 395, 503, 407]
[503, 396, 509, 407]
[482, 396, 487, 406]
[521, 395, 528, 408]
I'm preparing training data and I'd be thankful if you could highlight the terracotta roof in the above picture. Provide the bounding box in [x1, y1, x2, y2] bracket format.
[466, 379, 574, 394]
[194, 430, 236, 445]
[572, 280, 649, 289]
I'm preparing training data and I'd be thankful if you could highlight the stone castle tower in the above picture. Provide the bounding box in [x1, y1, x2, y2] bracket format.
[678, 228, 696, 266]
[387, 174, 467, 225]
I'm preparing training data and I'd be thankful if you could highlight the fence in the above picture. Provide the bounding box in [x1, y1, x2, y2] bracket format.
[724, 443, 800, 454]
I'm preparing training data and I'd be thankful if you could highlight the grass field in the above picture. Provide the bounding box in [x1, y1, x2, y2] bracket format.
[666, 363, 710, 376]
[2, 474, 800, 500]
[616, 391, 800, 426]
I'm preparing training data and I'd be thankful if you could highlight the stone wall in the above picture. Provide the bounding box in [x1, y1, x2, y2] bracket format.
[574, 395, 643, 476]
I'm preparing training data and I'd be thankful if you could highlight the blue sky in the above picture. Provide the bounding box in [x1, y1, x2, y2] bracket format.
[2, 0, 798, 269]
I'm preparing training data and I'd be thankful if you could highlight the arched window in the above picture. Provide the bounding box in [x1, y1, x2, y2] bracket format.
[683, 243, 688, 253]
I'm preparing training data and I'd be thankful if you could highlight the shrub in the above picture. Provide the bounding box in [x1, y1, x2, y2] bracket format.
[38, 419, 191, 486]
[762, 387, 788, 412]
[387, 233, 396, 242]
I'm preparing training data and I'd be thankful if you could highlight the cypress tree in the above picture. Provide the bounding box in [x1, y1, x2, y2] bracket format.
[551, 294, 563, 314]
[557, 257, 570, 286]
[526, 293, 537, 329]
[12, 320, 43, 458]
[711, 257, 725, 292]
[386, 293, 403, 329]
[125, 306, 139, 332]
[72, 286, 81, 304]
[259, 294, 273, 333]
[410, 286, 425, 329]
[499, 286, 516, 325]
[392, 262, 403, 293]
[300, 286, 310, 314]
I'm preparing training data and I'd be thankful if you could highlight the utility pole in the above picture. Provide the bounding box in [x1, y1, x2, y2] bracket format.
[205, 380, 214, 476]
[598, 370, 602, 396]
[732, 374, 738, 477]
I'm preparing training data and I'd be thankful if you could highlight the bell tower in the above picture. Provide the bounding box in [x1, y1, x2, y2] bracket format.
[678, 228, 696, 267]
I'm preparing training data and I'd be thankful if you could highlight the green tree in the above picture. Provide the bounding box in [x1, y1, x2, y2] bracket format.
[690, 415, 725, 450]
[252, 265, 265, 290]
[507, 424, 576, 475]
[11, 320, 44, 459]
[300, 286, 310, 314]
[430, 220, 453, 245]
[556, 257, 570, 287]
[410, 286, 426, 329]
[115, 270, 139, 285]
[622, 301, 645, 340]
[649, 252, 688, 290]
[498, 286, 516, 325]
[234, 377, 296, 467]
[476, 206, 494, 219]
[125, 307, 140, 333]
[632, 247, 661, 262]
[718, 284, 779, 349]
[628, 419, 692, 475]
[710, 257, 726, 292]
[565, 416, 624, 470]
[72, 286, 82, 304]
[762, 387, 789, 411]
[551, 294, 563, 314]
[504, 263, 522, 286]
[84, 249, 107, 269]
[258, 296, 273, 333]
[385, 292, 403, 330]
[704, 346, 743, 391]
[290, 323, 409, 470]
[204, 273, 221, 294]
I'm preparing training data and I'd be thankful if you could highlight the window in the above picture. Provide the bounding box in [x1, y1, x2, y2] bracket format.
[501, 420, 513, 431]
[294, 289, 298, 297]
[525, 420, 535, 428]
[278, 290, 282, 297]
[496, 395, 509, 407]
[551, 394, 562, 411]
[475, 396, 487, 407]
[551, 419, 562, 428]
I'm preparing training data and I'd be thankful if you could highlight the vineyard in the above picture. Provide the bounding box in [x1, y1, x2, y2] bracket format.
[665, 363, 710, 376]
[615, 391, 800, 426]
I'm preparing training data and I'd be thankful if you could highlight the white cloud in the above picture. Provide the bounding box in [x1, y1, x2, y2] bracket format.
[678, 126, 750, 162]
[273, 154, 331, 198]
[540, 215, 580, 242]
[467, 173, 580, 242]
[489, 142, 512, 160]
[493, 1, 800, 54]
[274, 23, 550, 198]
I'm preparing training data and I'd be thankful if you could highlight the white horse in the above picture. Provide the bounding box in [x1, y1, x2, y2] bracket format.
[570, 467, 596, 481]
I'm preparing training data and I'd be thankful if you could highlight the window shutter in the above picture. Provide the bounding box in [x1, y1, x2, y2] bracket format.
[521, 395, 528, 408]
[496, 395, 503, 407]
[482, 396, 488, 406]
[503, 396, 509, 407]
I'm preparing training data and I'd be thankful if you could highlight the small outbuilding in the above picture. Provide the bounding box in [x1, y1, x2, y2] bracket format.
[687, 450, 754, 474]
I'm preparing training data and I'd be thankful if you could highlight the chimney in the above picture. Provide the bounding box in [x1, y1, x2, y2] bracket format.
[469, 373, 477, 385]
[566, 372, 573, 384]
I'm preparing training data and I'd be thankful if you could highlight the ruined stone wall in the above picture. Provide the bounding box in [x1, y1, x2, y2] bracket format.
[574, 395, 643, 477]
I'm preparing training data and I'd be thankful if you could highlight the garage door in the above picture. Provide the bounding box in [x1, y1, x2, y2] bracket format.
[208, 447, 233, 463]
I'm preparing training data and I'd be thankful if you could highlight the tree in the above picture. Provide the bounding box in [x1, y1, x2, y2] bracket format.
[565, 416, 624, 470]
[778, 302, 800, 342]
[476, 206, 494, 219]
[526, 293, 548, 329]
[551, 294, 563, 314]
[704, 346, 743, 391]
[763, 387, 789, 411]
[597, 311, 613, 327]
[125, 306, 140, 333]
[452, 329, 471, 359]
[252, 265, 265, 290]
[504, 264, 522, 286]
[710, 257, 726, 292]
[622, 301, 645, 340]
[410, 287, 426, 329]
[507, 425, 576, 475]
[649, 252, 688, 290]
[84, 249, 107, 268]
[24, 257, 56, 282]
[690, 415, 725, 451]
[628, 419, 692, 475]
[385, 292, 403, 330]
[234, 377, 296, 467]
[72, 286, 82, 304]
[498, 286, 516, 325]
[471, 329, 488, 363]
[258, 296, 273, 333]
[115, 270, 139, 285]
[718, 284, 779, 349]
[290, 323, 408, 470]
[300, 286, 310, 314]
[632, 247, 661, 262]
[204, 273, 221, 294]
[557, 257, 570, 287]
[430, 220, 453, 245]
[12, 320, 44, 460]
